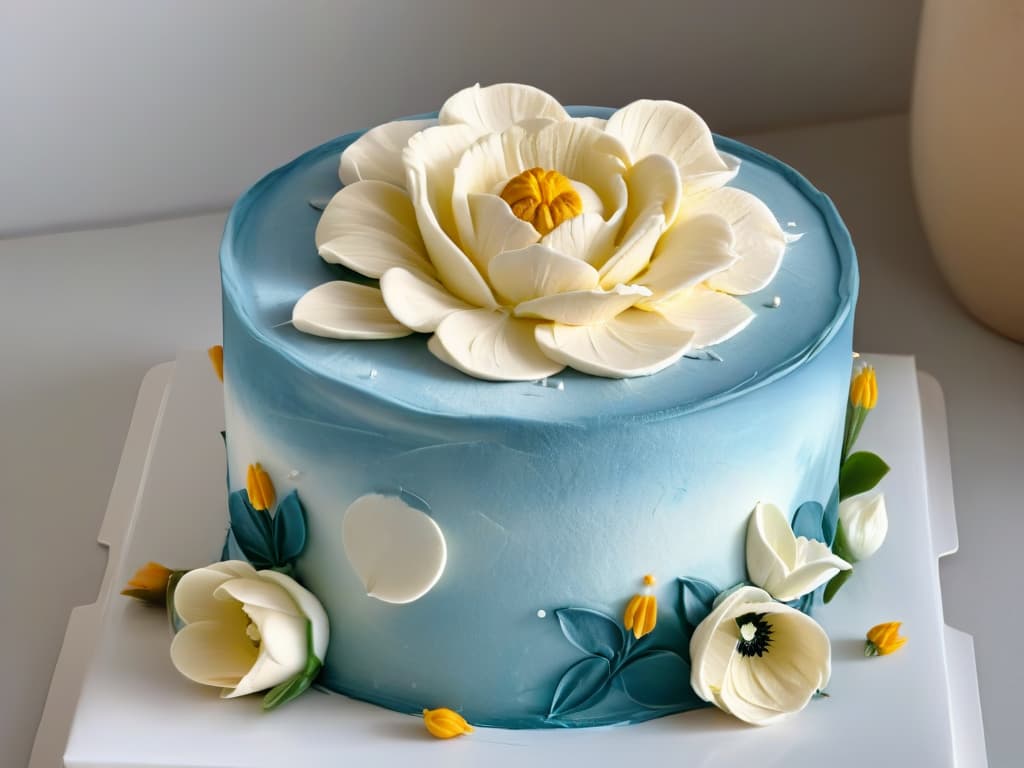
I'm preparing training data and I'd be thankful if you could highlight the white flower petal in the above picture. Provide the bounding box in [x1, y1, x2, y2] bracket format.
[622, 153, 682, 234]
[170, 620, 258, 690]
[223, 607, 308, 698]
[339, 118, 436, 188]
[541, 212, 616, 266]
[439, 82, 569, 131]
[429, 309, 564, 381]
[380, 267, 473, 333]
[781, 539, 852, 600]
[838, 493, 888, 561]
[597, 209, 666, 288]
[535, 308, 694, 378]
[684, 152, 741, 195]
[689, 585, 772, 701]
[515, 284, 650, 325]
[452, 133, 515, 252]
[404, 128, 497, 308]
[606, 99, 729, 179]
[649, 287, 754, 348]
[172, 562, 256, 625]
[293, 282, 413, 340]
[690, 188, 787, 295]
[572, 116, 608, 131]
[342, 494, 448, 604]
[215, 577, 302, 618]
[315, 181, 435, 279]
[488, 243, 600, 305]
[636, 213, 737, 301]
[257, 570, 330, 661]
[465, 192, 539, 271]
[572, 179, 605, 217]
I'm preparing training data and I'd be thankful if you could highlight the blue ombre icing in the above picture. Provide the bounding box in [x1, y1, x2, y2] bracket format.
[219, 107, 858, 728]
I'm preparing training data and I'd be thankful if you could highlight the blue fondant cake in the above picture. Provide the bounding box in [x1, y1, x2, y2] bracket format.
[218, 94, 857, 728]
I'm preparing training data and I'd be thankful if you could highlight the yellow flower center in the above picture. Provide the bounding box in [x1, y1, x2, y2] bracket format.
[499, 167, 583, 235]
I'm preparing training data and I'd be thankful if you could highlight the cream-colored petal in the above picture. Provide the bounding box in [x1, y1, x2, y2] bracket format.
[778, 540, 851, 600]
[515, 284, 650, 325]
[622, 153, 683, 234]
[689, 585, 772, 701]
[464, 192, 539, 271]
[257, 570, 330, 661]
[404, 136, 498, 308]
[648, 287, 754, 348]
[689, 188, 787, 295]
[572, 179, 605, 217]
[636, 213, 737, 301]
[315, 181, 435, 279]
[838, 493, 888, 561]
[339, 118, 436, 188]
[540, 213, 616, 266]
[342, 494, 448, 605]
[173, 564, 254, 625]
[380, 267, 473, 333]
[224, 613, 308, 698]
[169, 620, 258, 690]
[572, 116, 608, 131]
[215, 578, 301, 618]
[439, 82, 569, 130]
[452, 134, 515, 253]
[597, 209, 666, 288]
[535, 308, 694, 378]
[292, 282, 413, 340]
[683, 152, 741, 195]
[429, 309, 564, 381]
[606, 99, 729, 179]
[719, 654, 789, 726]
[488, 244, 599, 305]
[745, 502, 796, 598]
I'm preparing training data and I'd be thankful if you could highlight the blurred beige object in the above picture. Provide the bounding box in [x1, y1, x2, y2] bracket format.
[911, 0, 1024, 341]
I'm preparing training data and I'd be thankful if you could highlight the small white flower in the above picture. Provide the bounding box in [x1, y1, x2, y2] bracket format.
[169, 561, 328, 698]
[838, 493, 888, 561]
[690, 585, 831, 725]
[293, 83, 788, 381]
[746, 502, 851, 602]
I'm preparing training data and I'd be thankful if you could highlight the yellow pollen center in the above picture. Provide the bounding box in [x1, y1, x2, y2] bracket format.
[499, 167, 583, 235]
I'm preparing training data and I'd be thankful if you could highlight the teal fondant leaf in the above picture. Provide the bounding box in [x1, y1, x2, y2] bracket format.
[618, 649, 696, 709]
[273, 490, 307, 564]
[677, 577, 720, 634]
[791, 501, 826, 543]
[555, 608, 625, 660]
[823, 483, 840, 547]
[788, 589, 817, 615]
[839, 451, 890, 501]
[228, 489, 276, 568]
[221, 528, 248, 562]
[548, 655, 611, 718]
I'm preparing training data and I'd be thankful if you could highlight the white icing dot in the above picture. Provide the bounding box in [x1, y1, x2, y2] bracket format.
[287, 469, 302, 480]
[536, 609, 547, 619]
[771, 296, 782, 308]
[786, 221, 798, 228]
[555, 381, 565, 391]
[369, 368, 379, 379]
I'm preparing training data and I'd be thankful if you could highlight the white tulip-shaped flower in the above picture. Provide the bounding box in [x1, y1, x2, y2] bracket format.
[292, 83, 789, 381]
[690, 585, 831, 725]
[746, 502, 851, 602]
[169, 561, 329, 699]
[838, 493, 888, 561]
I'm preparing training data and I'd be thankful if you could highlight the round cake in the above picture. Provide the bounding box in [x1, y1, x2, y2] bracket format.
[218, 85, 857, 728]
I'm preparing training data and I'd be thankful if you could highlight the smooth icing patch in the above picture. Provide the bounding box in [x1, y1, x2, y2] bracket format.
[341, 494, 447, 604]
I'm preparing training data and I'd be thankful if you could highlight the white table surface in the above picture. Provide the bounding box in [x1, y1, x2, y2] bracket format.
[2, 113, 1021, 767]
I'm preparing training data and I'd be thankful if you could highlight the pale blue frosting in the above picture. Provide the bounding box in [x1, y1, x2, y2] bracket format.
[219, 107, 858, 728]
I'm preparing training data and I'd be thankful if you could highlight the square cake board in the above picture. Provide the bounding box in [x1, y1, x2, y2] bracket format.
[30, 352, 987, 768]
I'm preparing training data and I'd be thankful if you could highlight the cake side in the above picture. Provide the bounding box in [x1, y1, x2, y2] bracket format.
[217, 102, 858, 727]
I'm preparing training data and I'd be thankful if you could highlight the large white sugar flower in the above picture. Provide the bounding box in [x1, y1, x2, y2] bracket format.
[746, 502, 851, 602]
[838, 493, 888, 561]
[169, 561, 329, 699]
[292, 83, 788, 381]
[690, 585, 831, 725]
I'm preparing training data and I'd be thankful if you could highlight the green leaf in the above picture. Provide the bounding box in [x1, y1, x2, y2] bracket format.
[823, 522, 856, 603]
[839, 451, 890, 500]
[824, 568, 854, 603]
[262, 621, 322, 711]
[165, 570, 188, 633]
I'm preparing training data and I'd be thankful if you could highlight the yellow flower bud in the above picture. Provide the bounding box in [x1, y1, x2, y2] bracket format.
[623, 593, 658, 639]
[121, 561, 173, 605]
[499, 167, 583, 235]
[246, 462, 276, 511]
[865, 621, 907, 656]
[208, 345, 224, 382]
[422, 707, 473, 739]
[850, 365, 878, 410]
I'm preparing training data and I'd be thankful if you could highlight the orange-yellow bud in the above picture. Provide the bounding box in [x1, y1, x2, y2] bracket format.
[850, 365, 878, 410]
[423, 707, 473, 739]
[865, 621, 907, 656]
[121, 561, 173, 605]
[623, 593, 658, 639]
[208, 345, 224, 382]
[246, 462, 276, 511]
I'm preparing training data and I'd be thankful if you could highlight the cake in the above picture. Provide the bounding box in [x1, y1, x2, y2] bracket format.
[131, 84, 892, 733]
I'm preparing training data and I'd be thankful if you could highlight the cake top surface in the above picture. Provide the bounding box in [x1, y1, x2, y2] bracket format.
[221, 105, 856, 424]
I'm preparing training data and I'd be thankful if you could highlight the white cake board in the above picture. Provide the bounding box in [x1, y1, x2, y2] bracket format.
[30, 352, 987, 768]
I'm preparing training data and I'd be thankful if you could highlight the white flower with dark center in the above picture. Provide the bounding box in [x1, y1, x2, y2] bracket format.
[690, 585, 831, 725]
[293, 83, 788, 381]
